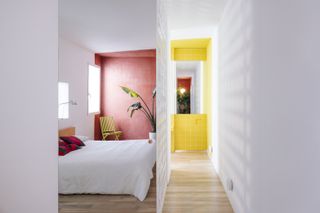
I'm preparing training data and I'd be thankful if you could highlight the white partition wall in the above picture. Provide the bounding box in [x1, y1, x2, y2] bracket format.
[156, 0, 169, 212]
[218, 0, 320, 212]
[0, 1, 58, 213]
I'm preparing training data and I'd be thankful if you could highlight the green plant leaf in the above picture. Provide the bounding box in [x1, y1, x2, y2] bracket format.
[130, 102, 142, 110]
[121, 86, 156, 132]
[120, 86, 140, 98]
[127, 102, 142, 117]
[152, 88, 156, 98]
[130, 109, 135, 118]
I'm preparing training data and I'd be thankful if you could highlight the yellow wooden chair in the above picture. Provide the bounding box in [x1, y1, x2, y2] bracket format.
[99, 116, 122, 140]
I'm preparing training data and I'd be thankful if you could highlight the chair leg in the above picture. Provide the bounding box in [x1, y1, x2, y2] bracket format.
[115, 134, 121, 140]
[102, 134, 108, 140]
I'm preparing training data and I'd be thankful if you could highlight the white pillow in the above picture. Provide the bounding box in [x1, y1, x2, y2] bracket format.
[73, 135, 89, 143]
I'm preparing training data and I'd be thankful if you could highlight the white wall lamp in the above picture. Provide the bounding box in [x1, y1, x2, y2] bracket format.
[59, 100, 78, 106]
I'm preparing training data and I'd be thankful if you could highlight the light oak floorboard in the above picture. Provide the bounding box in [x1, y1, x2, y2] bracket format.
[59, 170, 156, 213]
[163, 152, 234, 213]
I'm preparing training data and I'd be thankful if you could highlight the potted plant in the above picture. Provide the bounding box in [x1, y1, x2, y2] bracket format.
[120, 86, 156, 141]
[177, 87, 191, 114]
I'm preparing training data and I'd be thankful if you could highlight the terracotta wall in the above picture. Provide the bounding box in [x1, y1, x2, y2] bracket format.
[95, 50, 156, 140]
[177, 78, 191, 92]
[94, 54, 102, 140]
[95, 53, 102, 66]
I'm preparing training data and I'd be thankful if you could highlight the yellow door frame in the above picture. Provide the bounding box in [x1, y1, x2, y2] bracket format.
[171, 38, 213, 153]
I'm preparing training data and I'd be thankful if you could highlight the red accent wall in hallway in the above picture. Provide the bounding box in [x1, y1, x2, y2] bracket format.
[177, 78, 191, 92]
[99, 50, 156, 140]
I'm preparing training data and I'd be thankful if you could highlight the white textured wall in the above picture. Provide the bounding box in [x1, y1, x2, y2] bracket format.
[0, 1, 58, 213]
[58, 38, 96, 139]
[156, 0, 169, 212]
[218, 0, 320, 212]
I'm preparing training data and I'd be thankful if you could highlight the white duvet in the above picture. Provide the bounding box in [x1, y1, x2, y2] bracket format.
[59, 139, 156, 201]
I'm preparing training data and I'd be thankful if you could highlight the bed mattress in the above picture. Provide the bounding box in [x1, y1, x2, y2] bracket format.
[58, 139, 156, 201]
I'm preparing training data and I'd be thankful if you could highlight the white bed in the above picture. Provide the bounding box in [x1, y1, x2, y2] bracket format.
[58, 139, 156, 201]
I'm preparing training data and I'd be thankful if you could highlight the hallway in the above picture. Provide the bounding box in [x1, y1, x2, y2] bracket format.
[163, 152, 233, 213]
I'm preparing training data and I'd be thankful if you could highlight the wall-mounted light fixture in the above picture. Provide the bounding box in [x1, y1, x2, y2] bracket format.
[59, 100, 78, 106]
[180, 88, 186, 94]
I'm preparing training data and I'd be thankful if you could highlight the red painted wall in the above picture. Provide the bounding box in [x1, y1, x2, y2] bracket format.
[97, 50, 156, 140]
[94, 53, 102, 66]
[177, 78, 191, 92]
[94, 54, 102, 140]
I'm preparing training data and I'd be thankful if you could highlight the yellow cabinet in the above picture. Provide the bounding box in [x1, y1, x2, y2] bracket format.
[171, 114, 207, 152]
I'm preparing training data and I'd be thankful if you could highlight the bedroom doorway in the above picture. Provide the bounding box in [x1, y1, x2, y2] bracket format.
[58, 0, 157, 213]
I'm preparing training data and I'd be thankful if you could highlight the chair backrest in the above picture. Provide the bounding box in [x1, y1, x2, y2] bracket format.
[100, 116, 116, 132]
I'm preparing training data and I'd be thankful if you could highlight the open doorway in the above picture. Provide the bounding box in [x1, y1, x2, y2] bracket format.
[163, 37, 233, 212]
[172, 60, 206, 152]
[170, 38, 210, 153]
[176, 61, 202, 114]
[177, 77, 191, 114]
[58, 1, 156, 213]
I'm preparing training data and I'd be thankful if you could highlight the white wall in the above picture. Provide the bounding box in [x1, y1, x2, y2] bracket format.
[58, 38, 96, 139]
[218, 0, 320, 212]
[156, 0, 169, 212]
[0, 1, 58, 213]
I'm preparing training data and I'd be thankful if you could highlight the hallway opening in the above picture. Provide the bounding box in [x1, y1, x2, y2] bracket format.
[165, 37, 233, 212]
[169, 38, 212, 153]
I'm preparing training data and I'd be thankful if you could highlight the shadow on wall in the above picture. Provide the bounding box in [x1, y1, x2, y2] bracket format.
[218, 0, 253, 212]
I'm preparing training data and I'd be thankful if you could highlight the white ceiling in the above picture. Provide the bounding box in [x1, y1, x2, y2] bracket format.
[176, 61, 200, 72]
[168, 0, 228, 30]
[59, 0, 156, 53]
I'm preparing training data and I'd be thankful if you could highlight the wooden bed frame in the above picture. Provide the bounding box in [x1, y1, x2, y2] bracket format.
[59, 127, 75, 137]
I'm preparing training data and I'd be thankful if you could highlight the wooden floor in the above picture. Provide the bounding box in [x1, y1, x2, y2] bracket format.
[163, 152, 234, 213]
[59, 170, 156, 213]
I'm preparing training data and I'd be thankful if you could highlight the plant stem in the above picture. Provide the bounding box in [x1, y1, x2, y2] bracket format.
[152, 97, 156, 132]
[140, 106, 156, 132]
[152, 96, 155, 118]
[141, 107, 153, 122]
[139, 96, 153, 120]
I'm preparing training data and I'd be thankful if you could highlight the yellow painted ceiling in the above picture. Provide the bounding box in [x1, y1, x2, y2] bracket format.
[171, 38, 211, 61]
[171, 38, 211, 48]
